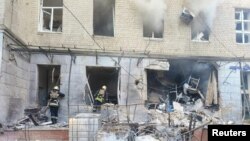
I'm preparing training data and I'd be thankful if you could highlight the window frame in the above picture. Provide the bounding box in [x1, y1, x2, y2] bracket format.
[93, 0, 115, 37]
[241, 71, 250, 120]
[142, 21, 164, 39]
[190, 15, 210, 42]
[235, 9, 250, 44]
[39, 0, 63, 33]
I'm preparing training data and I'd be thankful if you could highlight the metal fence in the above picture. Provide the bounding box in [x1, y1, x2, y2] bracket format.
[68, 104, 208, 141]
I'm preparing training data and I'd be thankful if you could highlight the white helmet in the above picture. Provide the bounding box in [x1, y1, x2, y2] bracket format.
[102, 85, 107, 90]
[53, 86, 59, 91]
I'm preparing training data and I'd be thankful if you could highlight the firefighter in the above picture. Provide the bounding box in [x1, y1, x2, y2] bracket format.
[93, 85, 107, 112]
[48, 86, 65, 124]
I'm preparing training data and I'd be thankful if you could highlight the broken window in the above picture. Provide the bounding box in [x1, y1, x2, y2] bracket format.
[86, 66, 120, 104]
[191, 12, 209, 42]
[143, 20, 164, 38]
[40, 0, 63, 32]
[241, 71, 250, 119]
[93, 0, 115, 36]
[235, 9, 250, 44]
[38, 65, 61, 106]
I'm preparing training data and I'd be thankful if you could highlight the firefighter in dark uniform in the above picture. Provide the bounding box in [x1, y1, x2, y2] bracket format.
[93, 85, 107, 112]
[48, 86, 65, 124]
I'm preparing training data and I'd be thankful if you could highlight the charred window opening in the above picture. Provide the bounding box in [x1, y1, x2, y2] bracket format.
[86, 66, 120, 104]
[38, 65, 61, 106]
[191, 12, 210, 42]
[94, 0, 115, 36]
[241, 71, 250, 119]
[146, 60, 219, 110]
[191, 26, 209, 41]
[235, 9, 250, 44]
[40, 0, 63, 32]
[143, 20, 164, 38]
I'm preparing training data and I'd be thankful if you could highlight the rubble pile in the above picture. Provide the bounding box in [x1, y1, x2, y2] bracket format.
[3, 107, 67, 131]
[98, 104, 223, 140]
[97, 102, 222, 141]
[97, 124, 132, 141]
[100, 103, 119, 123]
[96, 77, 225, 141]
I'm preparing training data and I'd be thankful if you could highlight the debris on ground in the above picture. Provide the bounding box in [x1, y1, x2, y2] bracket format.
[3, 106, 68, 132]
[95, 102, 223, 141]
[0, 72, 233, 141]
[94, 74, 227, 141]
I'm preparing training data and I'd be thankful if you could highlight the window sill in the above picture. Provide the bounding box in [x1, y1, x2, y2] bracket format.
[191, 39, 209, 43]
[93, 35, 114, 38]
[236, 43, 250, 45]
[37, 31, 62, 35]
[143, 37, 164, 41]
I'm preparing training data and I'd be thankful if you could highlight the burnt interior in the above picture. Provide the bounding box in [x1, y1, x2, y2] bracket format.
[146, 60, 218, 107]
[86, 66, 120, 104]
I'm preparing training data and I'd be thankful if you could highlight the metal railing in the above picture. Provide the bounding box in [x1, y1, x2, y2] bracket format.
[68, 103, 209, 141]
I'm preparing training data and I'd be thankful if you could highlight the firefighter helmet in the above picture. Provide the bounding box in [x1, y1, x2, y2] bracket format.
[53, 86, 59, 91]
[102, 85, 107, 90]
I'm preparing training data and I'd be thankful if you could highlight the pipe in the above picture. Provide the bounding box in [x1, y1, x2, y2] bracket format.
[67, 56, 73, 118]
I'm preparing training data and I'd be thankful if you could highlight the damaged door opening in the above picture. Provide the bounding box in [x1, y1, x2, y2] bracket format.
[38, 65, 61, 106]
[86, 66, 120, 104]
[146, 69, 177, 105]
[146, 60, 219, 110]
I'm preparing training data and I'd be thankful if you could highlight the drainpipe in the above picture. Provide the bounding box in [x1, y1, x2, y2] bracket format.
[68, 56, 73, 118]
[126, 58, 132, 123]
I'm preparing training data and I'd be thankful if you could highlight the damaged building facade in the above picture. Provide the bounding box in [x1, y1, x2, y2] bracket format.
[0, 0, 250, 140]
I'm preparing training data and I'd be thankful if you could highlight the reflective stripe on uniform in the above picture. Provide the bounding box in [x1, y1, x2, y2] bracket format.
[49, 99, 59, 106]
[95, 95, 104, 103]
[51, 116, 58, 119]
[49, 103, 59, 106]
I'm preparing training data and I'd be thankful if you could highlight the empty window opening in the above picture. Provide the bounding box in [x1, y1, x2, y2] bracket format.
[38, 65, 61, 106]
[191, 12, 209, 42]
[235, 9, 250, 44]
[146, 60, 219, 110]
[86, 66, 120, 104]
[93, 0, 115, 36]
[40, 0, 63, 32]
[143, 20, 164, 38]
[241, 71, 250, 119]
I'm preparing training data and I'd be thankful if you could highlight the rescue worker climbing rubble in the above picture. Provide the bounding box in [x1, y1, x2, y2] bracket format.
[93, 85, 107, 112]
[48, 86, 65, 124]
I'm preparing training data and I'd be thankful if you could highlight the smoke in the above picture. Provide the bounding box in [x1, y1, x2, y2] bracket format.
[184, 0, 222, 33]
[94, 0, 115, 36]
[134, 0, 166, 32]
[167, 60, 214, 95]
